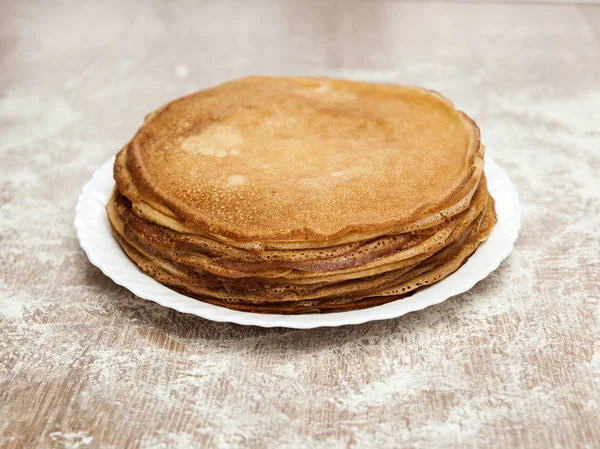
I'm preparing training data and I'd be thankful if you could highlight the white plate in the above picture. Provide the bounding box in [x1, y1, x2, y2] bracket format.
[75, 155, 520, 328]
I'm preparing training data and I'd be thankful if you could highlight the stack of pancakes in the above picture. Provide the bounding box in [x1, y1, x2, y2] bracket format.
[107, 76, 496, 313]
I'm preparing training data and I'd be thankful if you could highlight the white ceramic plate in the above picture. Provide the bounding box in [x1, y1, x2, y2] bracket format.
[75, 155, 520, 328]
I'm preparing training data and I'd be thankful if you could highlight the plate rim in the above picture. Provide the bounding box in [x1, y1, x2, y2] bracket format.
[74, 154, 521, 329]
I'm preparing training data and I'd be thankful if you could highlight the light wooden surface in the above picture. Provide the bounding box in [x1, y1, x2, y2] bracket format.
[1, 1, 599, 448]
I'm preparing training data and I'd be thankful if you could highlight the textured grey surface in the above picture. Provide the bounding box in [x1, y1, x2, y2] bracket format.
[1, 1, 599, 448]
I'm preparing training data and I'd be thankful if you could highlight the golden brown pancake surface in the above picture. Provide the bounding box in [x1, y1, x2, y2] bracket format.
[118, 76, 482, 242]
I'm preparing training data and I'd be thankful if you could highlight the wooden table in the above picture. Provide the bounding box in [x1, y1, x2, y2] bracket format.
[1, 1, 599, 448]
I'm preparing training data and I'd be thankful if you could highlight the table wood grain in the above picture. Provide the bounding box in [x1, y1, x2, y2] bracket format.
[1, 1, 599, 448]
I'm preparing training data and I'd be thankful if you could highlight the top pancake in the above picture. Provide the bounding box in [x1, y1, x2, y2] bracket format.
[117, 76, 482, 243]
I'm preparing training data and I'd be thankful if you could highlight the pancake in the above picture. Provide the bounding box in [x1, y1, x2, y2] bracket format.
[115, 76, 482, 244]
[107, 76, 497, 314]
